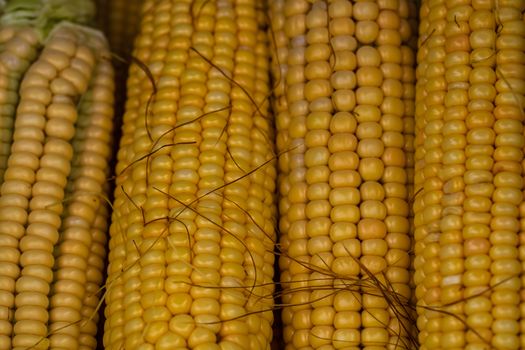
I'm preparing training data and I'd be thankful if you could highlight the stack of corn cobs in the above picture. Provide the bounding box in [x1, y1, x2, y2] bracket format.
[0, 0, 523, 349]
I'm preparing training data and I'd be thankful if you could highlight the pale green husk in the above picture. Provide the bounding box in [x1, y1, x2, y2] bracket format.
[0, 0, 95, 39]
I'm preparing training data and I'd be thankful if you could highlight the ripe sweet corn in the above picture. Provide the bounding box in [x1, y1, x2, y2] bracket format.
[414, 1, 525, 349]
[269, 0, 418, 348]
[104, 0, 277, 349]
[0, 1, 114, 349]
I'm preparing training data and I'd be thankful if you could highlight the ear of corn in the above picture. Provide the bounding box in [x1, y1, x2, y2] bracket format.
[95, 0, 143, 62]
[0, 1, 522, 349]
[269, 0, 418, 348]
[0, 1, 114, 349]
[414, 1, 525, 349]
[104, 0, 277, 349]
[94, 0, 144, 123]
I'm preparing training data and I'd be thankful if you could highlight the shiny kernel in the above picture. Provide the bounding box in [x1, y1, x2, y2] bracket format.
[360, 200, 386, 220]
[330, 111, 357, 133]
[358, 219, 386, 240]
[356, 66, 383, 87]
[358, 158, 384, 181]
[356, 46, 381, 67]
[361, 327, 389, 345]
[188, 327, 216, 348]
[362, 309, 389, 327]
[353, 3, 379, 21]
[166, 293, 192, 314]
[311, 307, 335, 326]
[168, 314, 194, 339]
[331, 71, 356, 90]
[357, 139, 384, 158]
[332, 89, 356, 112]
[361, 239, 388, 256]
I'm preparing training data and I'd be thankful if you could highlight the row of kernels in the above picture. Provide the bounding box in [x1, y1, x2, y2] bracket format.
[487, 5, 525, 349]
[251, 32, 277, 305]
[191, 9, 226, 341]
[280, 4, 309, 347]
[303, 3, 333, 307]
[230, 24, 275, 347]
[518, 6, 525, 345]
[203, 1, 250, 348]
[439, 2, 471, 335]
[119, 239, 145, 350]
[11, 30, 86, 350]
[413, 0, 446, 348]
[271, 0, 291, 194]
[152, 16, 207, 350]
[109, 52, 154, 350]
[0, 28, 39, 186]
[107, 12, 161, 340]
[303, 101, 334, 347]
[368, 4, 408, 344]
[112, 111, 149, 350]
[402, 45, 416, 195]
[400, 0, 417, 262]
[401, 7, 417, 331]
[132, 105, 172, 350]
[359, 189, 392, 346]
[232, 46, 273, 318]
[521, 82, 525, 350]
[80, 201, 110, 349]
[464, 3, 505, 347]
[358, 1, 399, 347]
[48, 35, 111, 349]
[102, 214, 125, 350]
[439, 5, 474, 348]
[140, 246, 172, 346]
[386, 10, 414, 304]
[0, 76, 43, 345]
[281, 1, 309, 346]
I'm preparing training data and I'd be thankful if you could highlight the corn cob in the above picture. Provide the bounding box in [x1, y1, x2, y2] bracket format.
[94, 0, 144, 122]
[0, 1, 114, 349]
[269, 0, 418, 348]
[104, 0, 277, 349]
[414, 1, 525, 349]
[95, 0, 143, 62]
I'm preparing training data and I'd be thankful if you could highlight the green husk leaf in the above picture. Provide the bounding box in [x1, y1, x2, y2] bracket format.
[0, 0, 95, 40]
